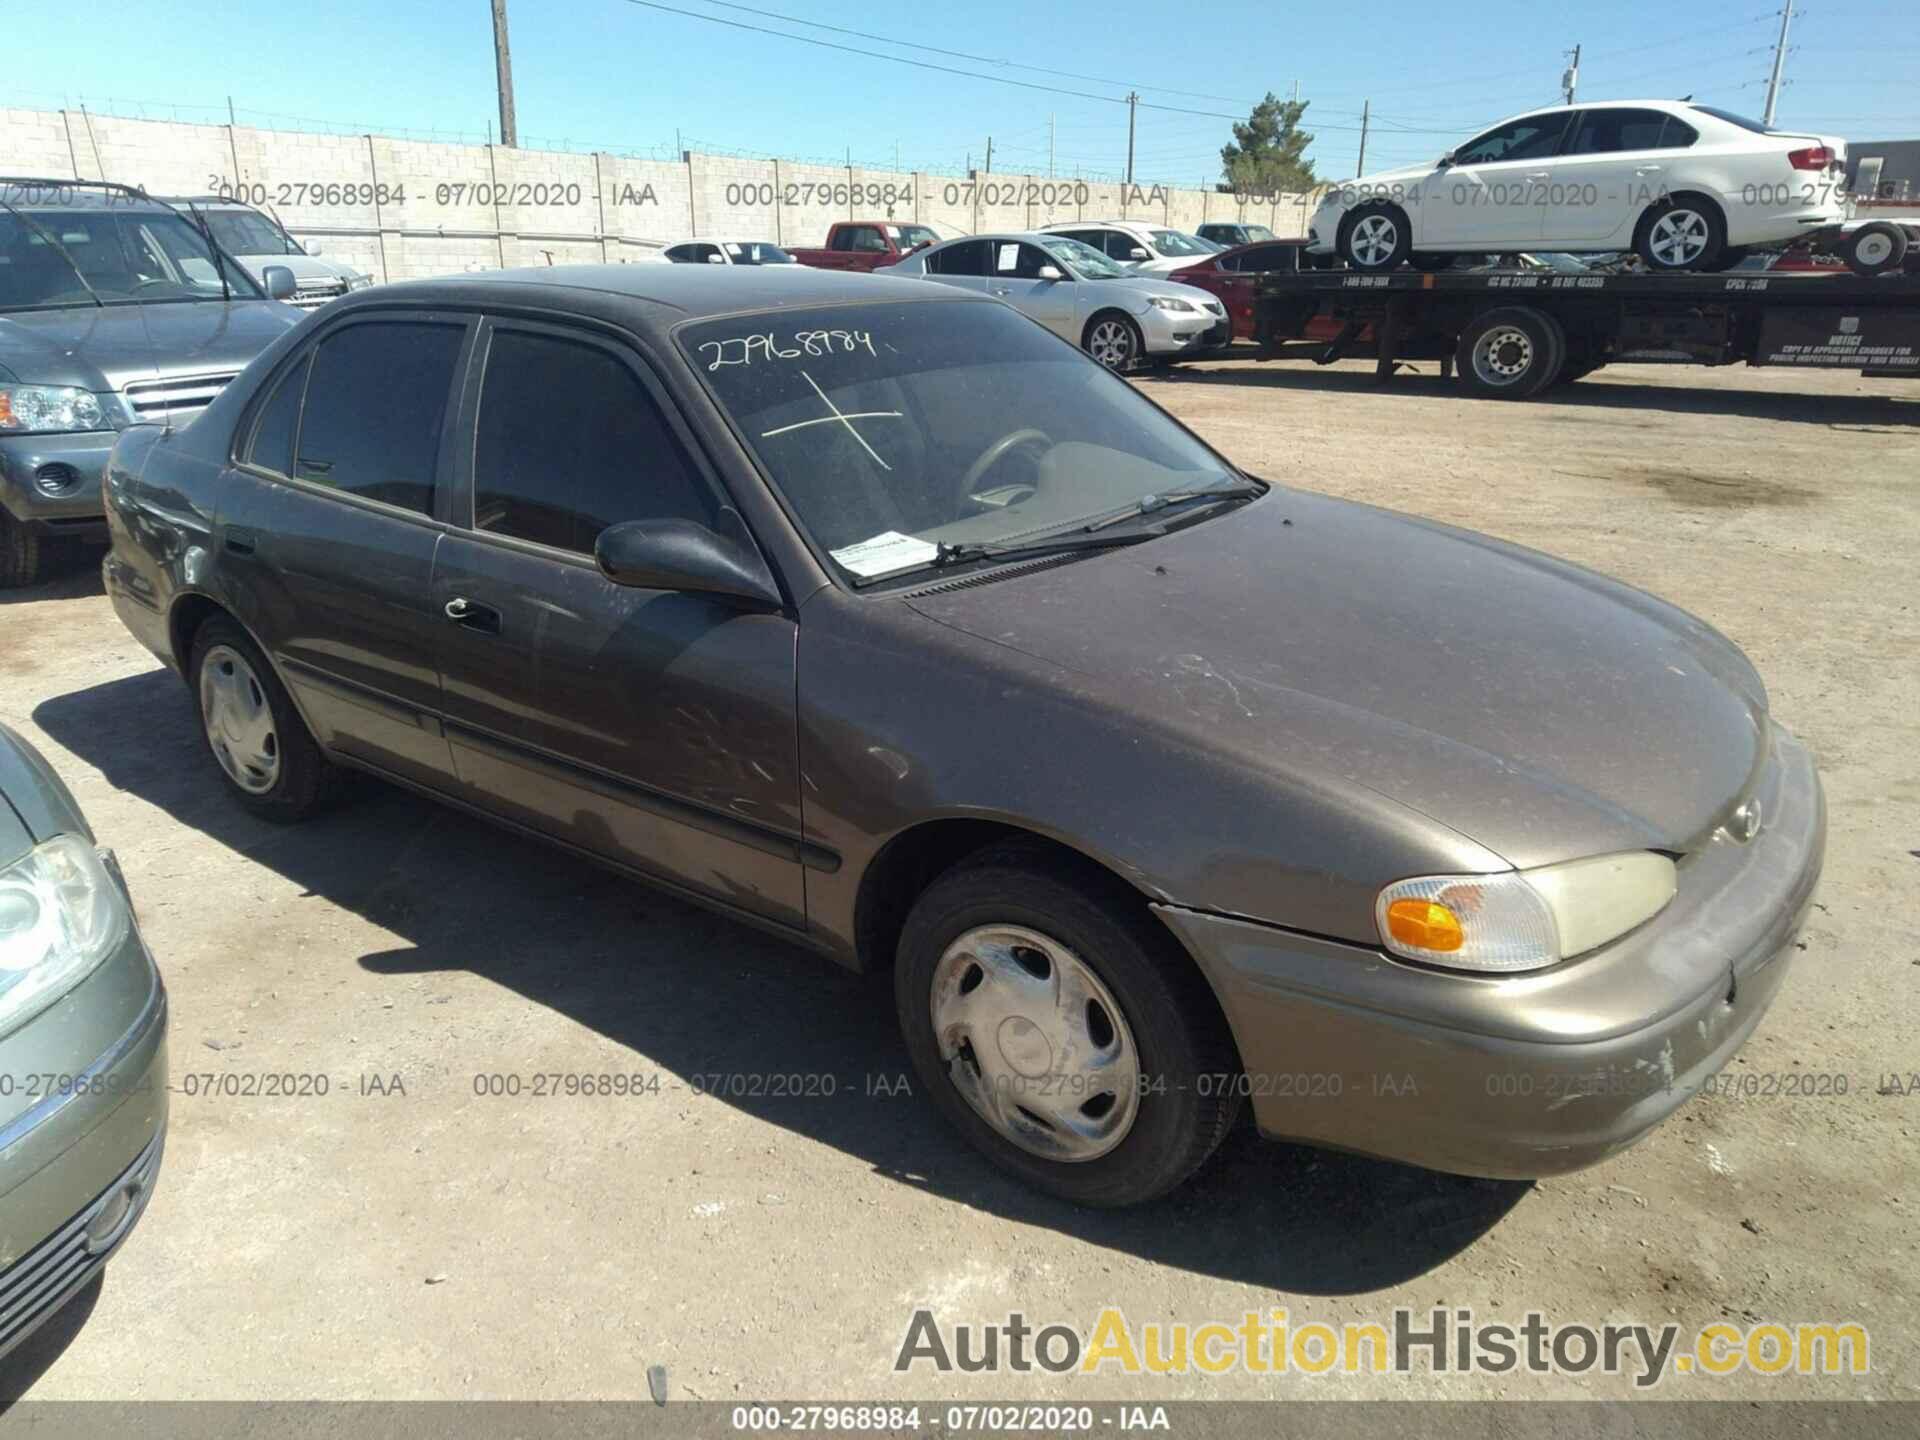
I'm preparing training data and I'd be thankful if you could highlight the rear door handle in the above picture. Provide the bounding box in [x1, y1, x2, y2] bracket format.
[990, 286, 1013, 296]
[223, 527, 256, 555]
[1524, 170, 1551, 181]
[443, 596, 502, 634]
[1635, 165, 1664, 175]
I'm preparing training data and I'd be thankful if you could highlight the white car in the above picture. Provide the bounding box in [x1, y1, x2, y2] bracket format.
[890, 232, 1229, 369]
[662, 237, 797, 266]
[1038, 221, 1220, 275]
[1307, 101, 1849, 273]
[166, 198, 376, 308]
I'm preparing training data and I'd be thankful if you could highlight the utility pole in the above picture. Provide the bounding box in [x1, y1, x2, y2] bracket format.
[1356, 99, 1370, 176]
[490, 0, 518, 147]
[1049, 113, 1055, 179]
[1763, 0, 1794, 126]
[985, 136, 993, 173]
[1125, 92, 1138, 185]
[1562, 44, 1580, 104]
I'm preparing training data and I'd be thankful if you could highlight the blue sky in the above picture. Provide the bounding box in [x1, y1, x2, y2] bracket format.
[15, 0, 1914, 182]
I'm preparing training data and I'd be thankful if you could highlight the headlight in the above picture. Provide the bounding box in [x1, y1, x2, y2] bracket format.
[346, 273, 375, 290]
[0, 834, 129, 1035]
[1147, 296, 1198, 312]
[1376, 852, 1677, 973]
[0, 385, 109, 434]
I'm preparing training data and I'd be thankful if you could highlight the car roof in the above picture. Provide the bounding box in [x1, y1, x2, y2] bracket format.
[676, 236, 785, 246]
[1043, 219, 1156, 232]
[336, 263, 971, 330]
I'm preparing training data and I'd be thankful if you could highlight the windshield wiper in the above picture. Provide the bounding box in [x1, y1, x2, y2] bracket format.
[927, 528, 1166, 570]
[1083, 480, 1263, 532]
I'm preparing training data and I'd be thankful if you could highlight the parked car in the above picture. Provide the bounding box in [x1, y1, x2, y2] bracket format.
[103, 264, 1823, 1206]
[1195, 222, 1276, 247]
[788, 220, 940, 272]
[1038, 220, 1220, 275]
[889, 232, 1228, 368]
[0, 179, 302, 587]
[0, 721, 168, 1357]
[163, 197, 376, 308]
[663, 238, 796, 266]
[1169, 238, 1340, 342]
[1307, 101, 1850, 273]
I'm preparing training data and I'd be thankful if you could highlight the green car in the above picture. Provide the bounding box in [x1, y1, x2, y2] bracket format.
[0, 721, 166, 1358]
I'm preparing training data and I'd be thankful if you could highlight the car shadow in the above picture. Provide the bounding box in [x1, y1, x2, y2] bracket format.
[1153, 359, 1920, 426]
[33, 668, 1529, 1296]
[0, 1274, 102, 1405]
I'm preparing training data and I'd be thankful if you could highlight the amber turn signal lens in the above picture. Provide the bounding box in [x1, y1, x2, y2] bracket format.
[1384, 898, 1465, 952]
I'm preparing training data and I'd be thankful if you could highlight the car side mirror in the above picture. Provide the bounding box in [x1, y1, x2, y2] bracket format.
[1036, 264, 1064, 281]
[594, 518, 782, 610]
[261, 265, 297, 300]
[1436, 152, 1455, 169]
[304, 241, 323, 256]
[1127, 247, 1150, 261]
[707, 254, 726, 264]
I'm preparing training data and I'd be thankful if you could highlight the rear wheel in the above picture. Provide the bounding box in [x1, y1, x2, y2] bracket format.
[0, 512, 44, 589]
[895, 843, 1240, 1206]
[1635, 196, 1725, 272]
[1083, 312, 1143, 372]
[1339, 203, 1413, 272]
[190, 617, 345, 821]
[1843, 222, 1909, 277]
[1455, 306, 1566, 400]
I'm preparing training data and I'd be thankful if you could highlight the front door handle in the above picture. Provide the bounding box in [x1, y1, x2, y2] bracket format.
[223, 526, 257, 556]
[444, 596, 502, 633]
[1524, 170, 1551, 181]
[1635, 165, 1664, 175]
[990, 286, 1013, 295]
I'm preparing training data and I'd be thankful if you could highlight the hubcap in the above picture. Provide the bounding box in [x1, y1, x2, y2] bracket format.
[199, 645, 280, 794]
[1649, 209, 1710, 267]
[1471, 325, 1535, 386]
[929, 924, 1141, 1162]
[1856, 233, 1894, 266]
[1349, 213, 1399, 266]
[1088, 320, 1135, 369]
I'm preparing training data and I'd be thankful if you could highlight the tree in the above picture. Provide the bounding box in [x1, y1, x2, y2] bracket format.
[1219, 95, 1316, 194]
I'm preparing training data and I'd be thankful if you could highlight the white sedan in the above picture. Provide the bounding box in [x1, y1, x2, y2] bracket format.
[1308, 100, 1849, 273]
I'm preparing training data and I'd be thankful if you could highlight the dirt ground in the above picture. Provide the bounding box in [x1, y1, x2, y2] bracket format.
[0, 358, 1914, 1403]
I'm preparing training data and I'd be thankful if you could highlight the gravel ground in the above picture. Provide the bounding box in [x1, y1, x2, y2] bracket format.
[0, 357, 1914, 1403]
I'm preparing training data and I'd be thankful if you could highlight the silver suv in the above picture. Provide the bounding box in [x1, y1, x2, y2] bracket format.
[162, 197, 375, 309]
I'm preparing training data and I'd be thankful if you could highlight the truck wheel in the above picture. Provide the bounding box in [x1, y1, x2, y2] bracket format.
[895, 842, 1241, 1207]
[190, 617, 346, 821]
[0, 512, 44, 589]
[1455, 307, 1566, 400]
[1635, 195, 1725, 272]
[1338, 203, 1412, 272]
[1843, 222, 1909, 278]
[1083, 312, 1143, 372]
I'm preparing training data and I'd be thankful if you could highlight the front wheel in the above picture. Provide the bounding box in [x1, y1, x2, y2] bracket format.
[0, 512, 44, 589]
[895, 843, 1241, 1206]
[1083, 312, 1144, 372]
[1338, 203, 1413, 272]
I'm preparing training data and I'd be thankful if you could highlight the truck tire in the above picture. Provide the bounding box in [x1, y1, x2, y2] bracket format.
[1843, 222, 1909, 278]
[0, 512, 44, 589]
[1634, 195, 1725, 272]
[1338, 203, 1413, 272]
[1455, 307, 1566, 400]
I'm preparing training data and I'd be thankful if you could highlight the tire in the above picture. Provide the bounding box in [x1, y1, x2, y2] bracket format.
[895, 842, 1241, 1207]
[1083, 311, 1144, 372]
[1634, 195, 1725, 272]
[0, 512, 44, 589]
[1455, 306, 1566, 400]
[189, 616, 344, 821]
[1338, 203, 1413, 272]
[1843, 222, 1909, 278]
[1408, 252, 1454, 273]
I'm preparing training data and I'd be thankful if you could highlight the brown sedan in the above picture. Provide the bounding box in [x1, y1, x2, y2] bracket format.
[101, 266, 1824, 1205]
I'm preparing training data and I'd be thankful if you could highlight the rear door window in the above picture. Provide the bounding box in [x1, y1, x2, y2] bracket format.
[294, 321, 465, 515]
[245, 354, 310, 476]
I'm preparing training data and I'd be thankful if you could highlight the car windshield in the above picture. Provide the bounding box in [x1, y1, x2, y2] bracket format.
[0, 208, 261, 309]
[679, 300, 1241, 584]
[1241, 225, 1275, 242]
[200, 208, 302, 256]
[890, 225, 940, 250]
[1036, 235, 1128, 279]
[1150, 230, 1212, 257]
[727, 241, 794, 265]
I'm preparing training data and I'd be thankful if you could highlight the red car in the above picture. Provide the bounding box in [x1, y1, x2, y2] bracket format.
[1168, 240, 1347, 343]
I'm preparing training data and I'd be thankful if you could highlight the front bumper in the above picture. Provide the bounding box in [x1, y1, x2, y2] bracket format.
[1157, 723, 1825, 1179]
[1140, 306, 1232, 355]
[0, 925, 169, 1358]
[0, 433, 114, 536]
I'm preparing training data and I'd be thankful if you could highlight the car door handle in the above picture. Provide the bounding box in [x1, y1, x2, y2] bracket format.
[1635, 165, 1664, 175]
[223, 527, 257, 556]
[990, 286, 1013, 295]
[1524, 170, 1551, 180]
[443, 597, 502, 633]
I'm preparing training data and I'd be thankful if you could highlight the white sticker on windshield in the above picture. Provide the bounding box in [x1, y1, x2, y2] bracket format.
[830, 531, 939, 579]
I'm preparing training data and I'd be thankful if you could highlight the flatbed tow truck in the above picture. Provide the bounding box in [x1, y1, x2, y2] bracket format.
[1253, 262, 1920, 400]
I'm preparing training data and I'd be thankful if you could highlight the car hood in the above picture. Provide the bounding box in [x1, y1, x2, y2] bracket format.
[0, 301, 300, 392]
[905, 490, 1768, 869]
[1096, 277, 1223, 309]
[229, 252, 357, 282]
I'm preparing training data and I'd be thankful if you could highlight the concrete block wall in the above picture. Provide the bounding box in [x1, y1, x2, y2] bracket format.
[2, 106, 1316, 284]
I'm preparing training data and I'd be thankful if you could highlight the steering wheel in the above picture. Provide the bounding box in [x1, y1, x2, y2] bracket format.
[958, 428, 1051, 499]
